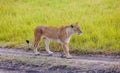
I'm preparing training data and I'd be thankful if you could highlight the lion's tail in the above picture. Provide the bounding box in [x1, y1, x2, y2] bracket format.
[26, 40, 30, 44]
[25, 40, 32, 50]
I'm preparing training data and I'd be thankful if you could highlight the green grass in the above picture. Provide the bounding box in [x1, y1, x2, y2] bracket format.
[0, 0, 120, 55]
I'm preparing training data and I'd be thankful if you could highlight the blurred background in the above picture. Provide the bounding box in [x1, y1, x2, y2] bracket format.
[0, 0, 120, 55]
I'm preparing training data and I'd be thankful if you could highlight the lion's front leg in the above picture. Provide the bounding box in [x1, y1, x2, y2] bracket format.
[62, 44, 72, 59]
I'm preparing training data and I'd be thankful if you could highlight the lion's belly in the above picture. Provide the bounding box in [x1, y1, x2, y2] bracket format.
[42, 36, 61, 43]
[50, 39, 61, 43]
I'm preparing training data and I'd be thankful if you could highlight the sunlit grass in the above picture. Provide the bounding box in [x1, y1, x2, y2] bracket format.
[0, 0, 120, 54]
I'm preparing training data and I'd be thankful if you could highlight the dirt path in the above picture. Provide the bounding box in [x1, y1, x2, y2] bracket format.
[0, 48, 120, 62]
[0, 48, 120, 73]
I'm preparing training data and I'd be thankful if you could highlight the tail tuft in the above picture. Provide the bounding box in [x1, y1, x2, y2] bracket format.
[26, 40, 29, 44]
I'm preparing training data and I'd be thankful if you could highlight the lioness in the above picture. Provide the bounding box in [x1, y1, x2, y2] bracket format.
[34, 22, 82, 58]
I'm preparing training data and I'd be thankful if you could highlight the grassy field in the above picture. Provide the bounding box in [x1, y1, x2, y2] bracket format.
[0, 0, 120, 55]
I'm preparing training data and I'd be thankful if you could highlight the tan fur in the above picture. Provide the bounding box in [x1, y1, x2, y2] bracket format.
[33, 22, 82, 58]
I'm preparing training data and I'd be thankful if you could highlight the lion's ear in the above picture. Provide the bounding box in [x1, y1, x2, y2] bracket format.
[71, 24, 73, 28]
[75, 22, 78, 25]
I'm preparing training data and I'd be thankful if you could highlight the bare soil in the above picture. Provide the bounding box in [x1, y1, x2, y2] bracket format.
[0, 48, 120, 73]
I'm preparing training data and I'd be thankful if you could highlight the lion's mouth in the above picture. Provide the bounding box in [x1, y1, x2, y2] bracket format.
[78, 33, 82, 36]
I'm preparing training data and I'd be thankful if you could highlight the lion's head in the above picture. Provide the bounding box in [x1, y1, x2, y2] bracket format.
[70, 22, 82, 36]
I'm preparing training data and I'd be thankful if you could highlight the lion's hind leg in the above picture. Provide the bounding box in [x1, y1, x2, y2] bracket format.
[44, 38, 53, 56]
[34, 32, 42, 55]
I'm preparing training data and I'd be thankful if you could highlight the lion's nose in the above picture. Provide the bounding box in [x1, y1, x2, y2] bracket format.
[80, 30, 82, 34]
[80, 31, 82, 33]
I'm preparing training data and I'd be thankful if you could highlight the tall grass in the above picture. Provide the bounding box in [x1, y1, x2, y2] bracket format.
[0, 0, 120, 54]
